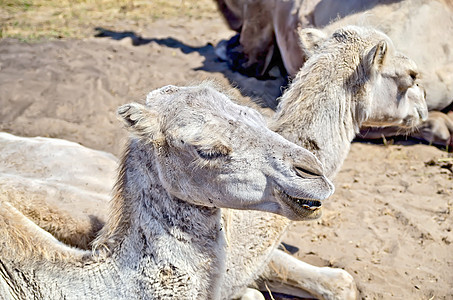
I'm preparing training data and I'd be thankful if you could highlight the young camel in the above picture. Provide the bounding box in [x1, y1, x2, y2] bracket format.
[215, 0, 453, 148]
[0, 83, 335, 299]
[1, 27, 427, 299]
[219, 25, 428, 299]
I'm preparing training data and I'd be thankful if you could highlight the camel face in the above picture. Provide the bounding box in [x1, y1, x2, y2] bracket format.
[119, 83, 334, 220]
[299, 26, 428, 131]
[364, 51, 428, 129]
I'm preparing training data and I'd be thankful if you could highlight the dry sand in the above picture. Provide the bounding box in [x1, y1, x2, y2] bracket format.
[0, 16, 452, 299]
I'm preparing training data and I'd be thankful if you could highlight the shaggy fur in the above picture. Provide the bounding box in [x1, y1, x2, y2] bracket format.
[0, 83, 334, 299]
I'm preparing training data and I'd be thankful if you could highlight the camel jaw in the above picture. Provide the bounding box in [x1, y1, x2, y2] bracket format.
[275, 188, 323, 219]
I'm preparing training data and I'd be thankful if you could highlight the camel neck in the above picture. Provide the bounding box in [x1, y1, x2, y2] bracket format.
[272, 65, 362, 178]
[95, 139, 226, 299]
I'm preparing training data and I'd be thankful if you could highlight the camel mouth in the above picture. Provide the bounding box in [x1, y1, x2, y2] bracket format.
[276, 188, 322, 215]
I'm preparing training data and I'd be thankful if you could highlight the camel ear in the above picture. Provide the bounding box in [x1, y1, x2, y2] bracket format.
[298, 28, 327, 58]
[117, 103, 163, 141]
[369, 40, 388, 69]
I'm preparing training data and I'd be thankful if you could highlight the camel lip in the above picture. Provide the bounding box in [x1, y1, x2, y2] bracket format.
[275, 188, 322, 213]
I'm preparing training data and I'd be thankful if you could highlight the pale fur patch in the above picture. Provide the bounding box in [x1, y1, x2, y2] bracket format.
[0, 200, 88, 263]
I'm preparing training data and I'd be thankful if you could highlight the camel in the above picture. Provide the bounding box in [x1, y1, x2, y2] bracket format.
[215, 0, 453, 148]
[218, 25, 427, 299]
[2, 26, 428, 299]
[0, 82, 336, 299]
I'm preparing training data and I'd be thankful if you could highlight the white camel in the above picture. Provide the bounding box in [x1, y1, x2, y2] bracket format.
[215, 0, 453, 148]
[312, 0, 453, 148]
[218, 25, 427, 299]
[0, 83, 335, 299]
[1, 26, 428, 299]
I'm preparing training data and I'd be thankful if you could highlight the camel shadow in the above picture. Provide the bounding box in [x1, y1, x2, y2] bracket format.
[94, 27, 286, 110]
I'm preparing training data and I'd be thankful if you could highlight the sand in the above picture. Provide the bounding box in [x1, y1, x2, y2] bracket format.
[0, 16, 452, 299]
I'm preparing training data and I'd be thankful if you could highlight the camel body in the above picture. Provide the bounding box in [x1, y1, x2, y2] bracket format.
[0, 133, 114, 247]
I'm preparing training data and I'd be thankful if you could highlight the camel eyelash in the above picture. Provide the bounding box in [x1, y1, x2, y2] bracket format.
[195, 144, 232, 160]
[196, 149, 224, 160]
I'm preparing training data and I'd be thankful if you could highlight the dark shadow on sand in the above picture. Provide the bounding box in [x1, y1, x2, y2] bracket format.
[353, 135, 452, 153]
[94, 27, 286, 110]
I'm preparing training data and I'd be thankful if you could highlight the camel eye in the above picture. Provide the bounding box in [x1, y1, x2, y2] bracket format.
[195, 144, 231, 160]
[294, 166, 321, 179]
[196, 149, 226, 160]
[409, 71, 417, 81]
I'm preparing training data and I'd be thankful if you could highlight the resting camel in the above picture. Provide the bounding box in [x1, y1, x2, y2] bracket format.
[1, 26, 428, 299]
[0, 83, 335, 299]
[215, 0, 453, 148]
[219, 25, 427, 299]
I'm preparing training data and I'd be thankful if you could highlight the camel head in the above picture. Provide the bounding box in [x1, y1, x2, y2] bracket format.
[363, 45, 428, 129]
[118, 83, 334, 220]
[299, 26, 428, 130]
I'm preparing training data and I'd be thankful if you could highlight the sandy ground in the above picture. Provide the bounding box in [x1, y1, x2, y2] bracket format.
[0, 16, 452, 300]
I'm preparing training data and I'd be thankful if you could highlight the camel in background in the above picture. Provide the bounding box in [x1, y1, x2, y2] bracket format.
[220, 25, 427, 299]
[215, 0, 453, 148]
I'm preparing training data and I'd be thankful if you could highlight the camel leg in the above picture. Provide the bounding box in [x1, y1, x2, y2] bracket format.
[415, 111, 453, 149]
[359, 111, 453, 150]
[258, 249, 357, 300]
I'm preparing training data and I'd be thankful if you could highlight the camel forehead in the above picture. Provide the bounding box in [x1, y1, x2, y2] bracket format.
[330, 25, 394, 49]
[339, 27, 417, 73]
[333, 25, 389, 41]
[393, 52, 417, 70]
[164, 107, 267, 143]
[146, 84, 267, 130]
